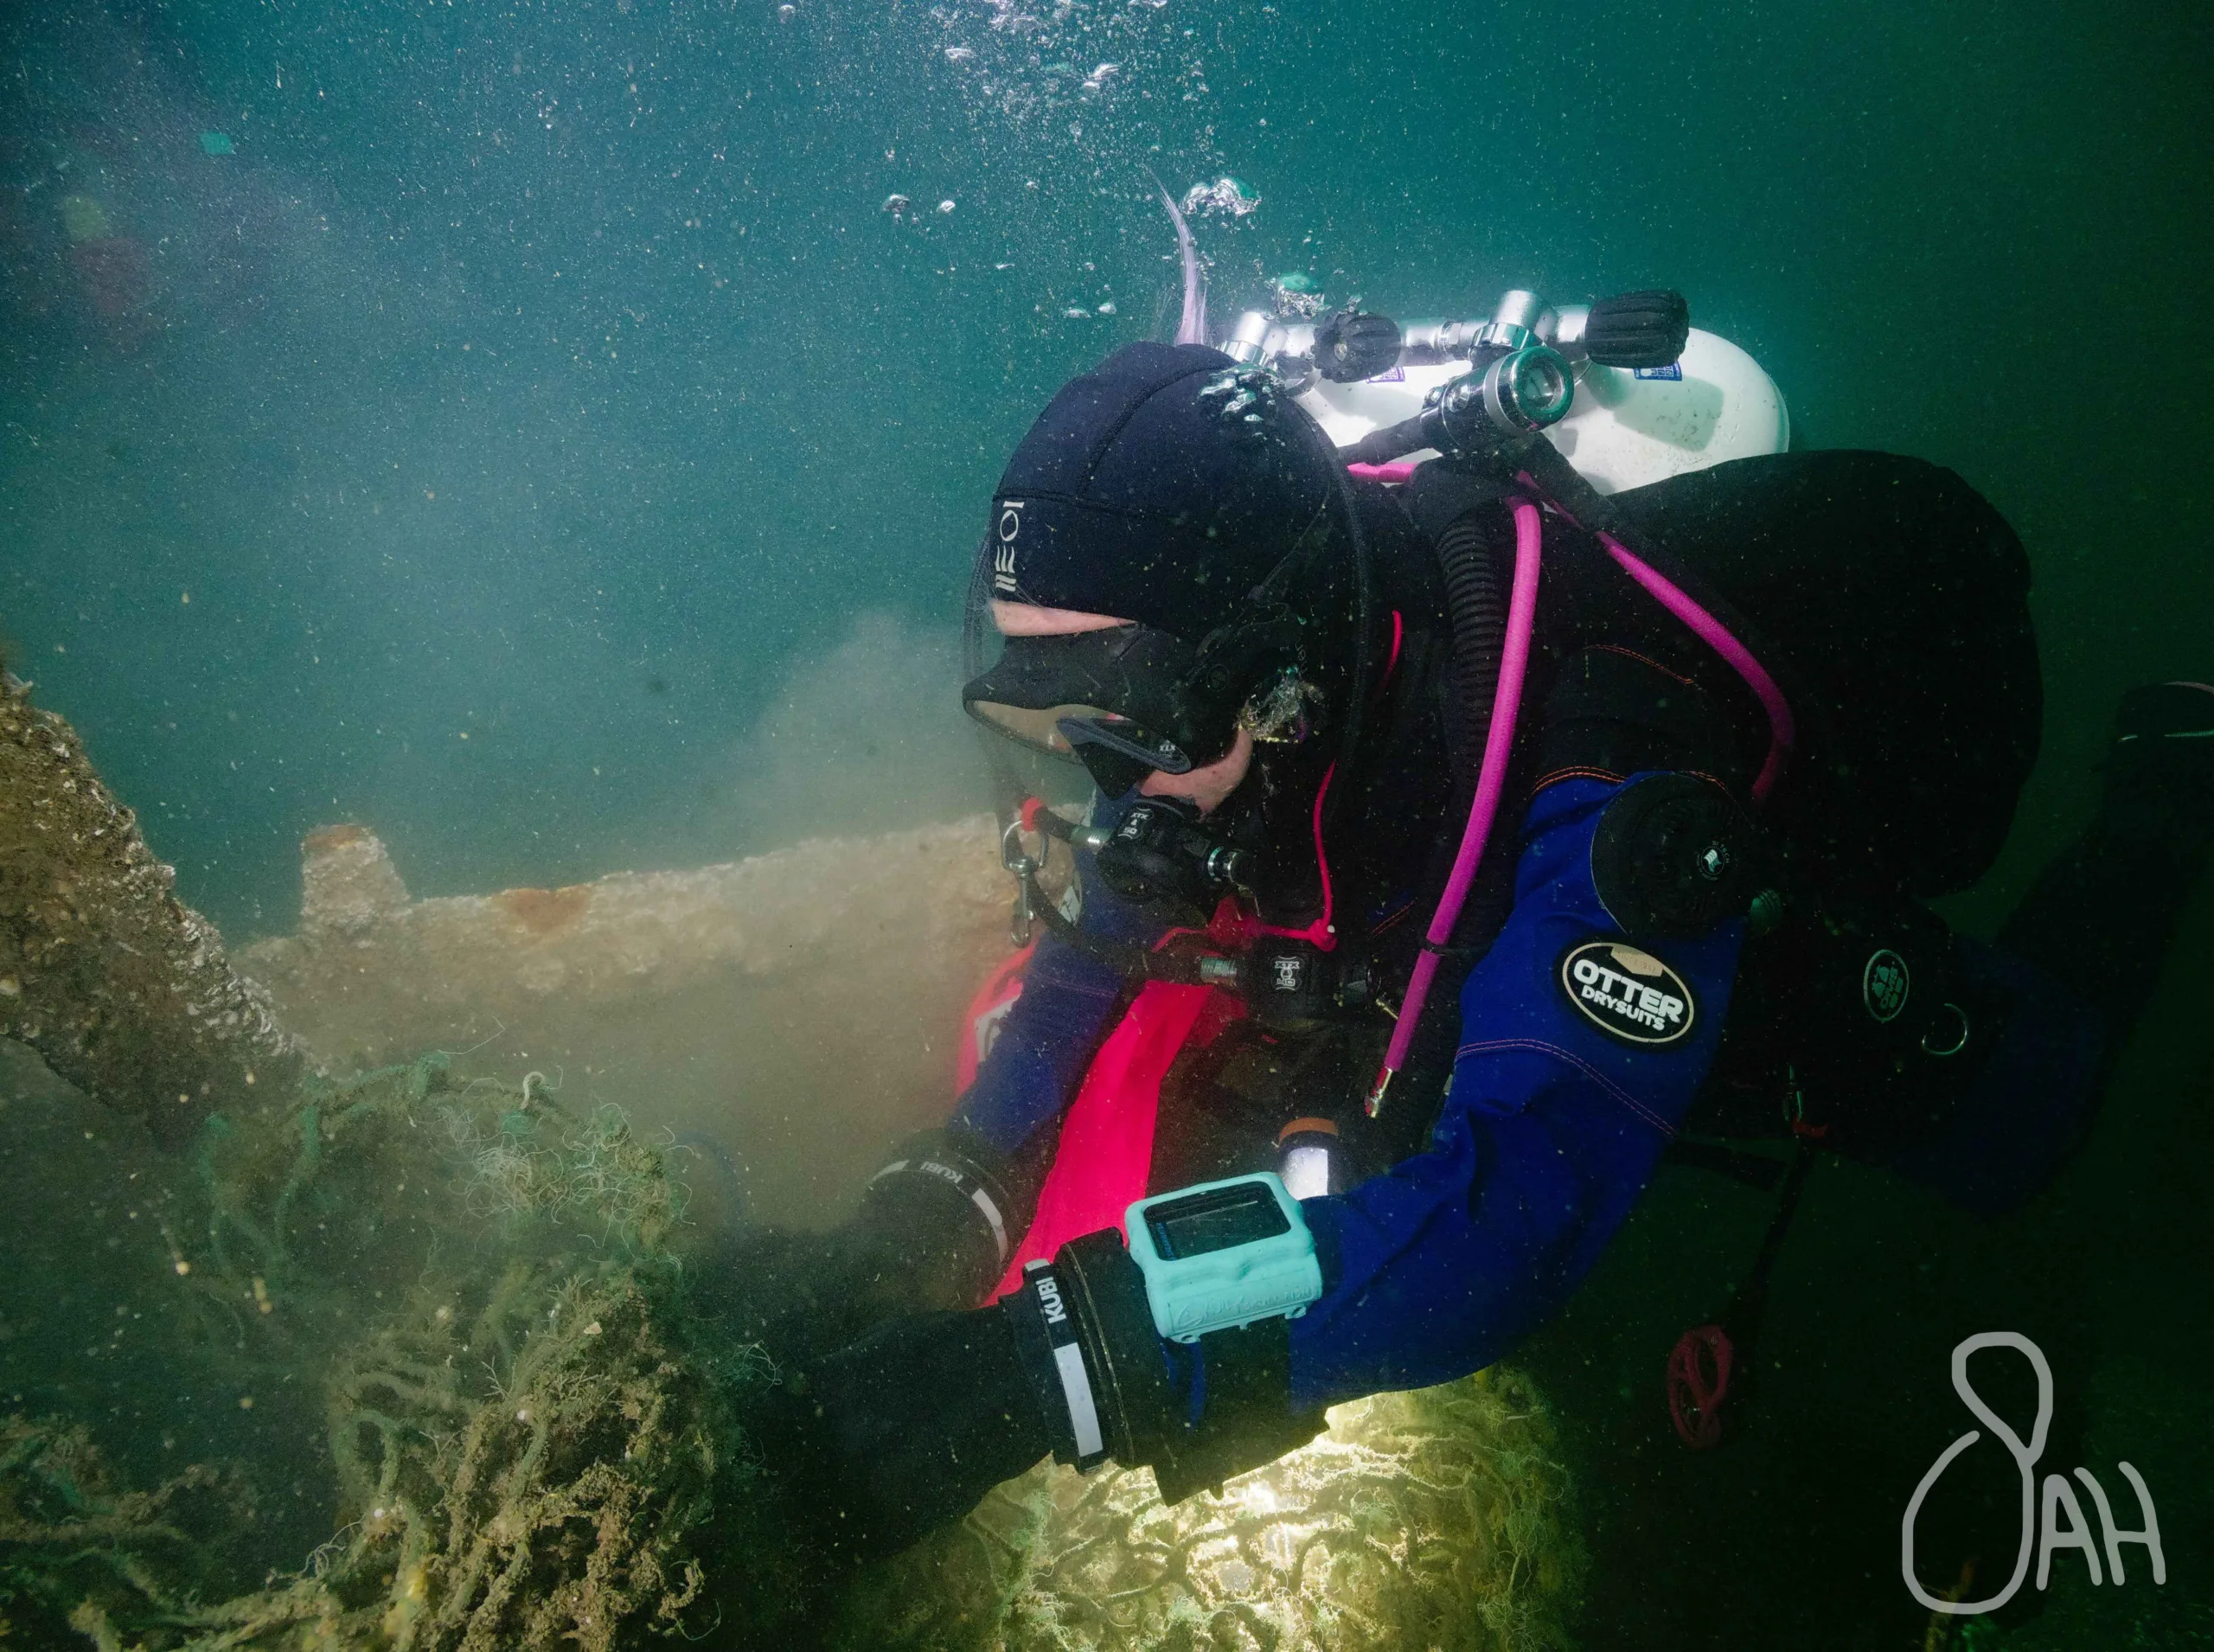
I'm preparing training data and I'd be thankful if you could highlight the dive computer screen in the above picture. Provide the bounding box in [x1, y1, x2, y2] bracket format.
[1145, 1182, 1291, 1259]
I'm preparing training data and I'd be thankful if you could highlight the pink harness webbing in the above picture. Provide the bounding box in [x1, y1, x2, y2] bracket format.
[1597, 531, 1796, 804]
[988, 981, 1235, 1301]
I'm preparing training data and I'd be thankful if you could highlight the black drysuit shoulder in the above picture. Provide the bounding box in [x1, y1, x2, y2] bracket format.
[1605, 451, 2039, 898]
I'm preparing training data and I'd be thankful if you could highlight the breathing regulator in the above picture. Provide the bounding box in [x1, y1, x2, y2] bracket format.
[1095, 795, 1252, 918]
[1224, 287, 1691, 462]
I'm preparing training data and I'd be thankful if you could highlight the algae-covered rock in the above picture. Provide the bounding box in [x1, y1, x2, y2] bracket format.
[838, 1366, 1585, 1652]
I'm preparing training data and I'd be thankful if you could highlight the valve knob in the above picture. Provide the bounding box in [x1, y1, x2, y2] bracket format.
[1584, 289, 1690, 370]
[1312, 306, 1404, 383]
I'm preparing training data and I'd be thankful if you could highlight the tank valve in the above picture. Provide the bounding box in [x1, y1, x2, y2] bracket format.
[1471, 288, 1546, 355]
[1583, 289, 1691, 370]
[1223, 310, 1272, 365]
[1312, 304, 1404, 383]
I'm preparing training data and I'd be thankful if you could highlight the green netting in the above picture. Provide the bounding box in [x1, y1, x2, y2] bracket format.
[1, 1054, 790, 1651]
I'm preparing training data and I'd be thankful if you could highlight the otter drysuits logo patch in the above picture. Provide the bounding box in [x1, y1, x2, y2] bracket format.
[1558, 939, 1697, 1047]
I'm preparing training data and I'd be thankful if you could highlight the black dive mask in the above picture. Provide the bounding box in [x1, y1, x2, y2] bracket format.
[963, 622, 1295, 798]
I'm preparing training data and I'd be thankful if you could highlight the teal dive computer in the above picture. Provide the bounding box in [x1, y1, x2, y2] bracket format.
[1125, 1172, 1324, 1344]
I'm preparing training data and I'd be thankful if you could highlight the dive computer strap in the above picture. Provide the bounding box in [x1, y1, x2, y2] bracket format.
[1009, 1258, 1109, 1470]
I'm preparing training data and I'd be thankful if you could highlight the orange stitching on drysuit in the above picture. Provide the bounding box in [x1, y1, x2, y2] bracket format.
[1534, 765, 1733, 796]
[1534, 765, 1629, 790]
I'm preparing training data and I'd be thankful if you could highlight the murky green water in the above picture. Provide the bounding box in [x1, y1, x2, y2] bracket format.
[3, 0, 2208, 1644]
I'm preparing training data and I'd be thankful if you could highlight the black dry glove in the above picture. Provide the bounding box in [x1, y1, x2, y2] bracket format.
[758, 1236, 1163, 1564]
[753, 1229, 1328, 1562]
[2100, 680, 2214, 849]
[1040, 1229, 1327, 1502]
[852, 1125, 1035, 1311]
[754, 1300, 1055, 1563]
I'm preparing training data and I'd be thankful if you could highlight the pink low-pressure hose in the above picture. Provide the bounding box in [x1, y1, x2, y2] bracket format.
[1345, 460, 1419, 484]
[1367, 496, 1544, 1116]
[1510, 466, 1796, 804]
[1597, 531, 1796, 804]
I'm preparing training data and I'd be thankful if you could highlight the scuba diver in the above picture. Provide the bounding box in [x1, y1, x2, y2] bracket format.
[744, 295, 2214, 1566]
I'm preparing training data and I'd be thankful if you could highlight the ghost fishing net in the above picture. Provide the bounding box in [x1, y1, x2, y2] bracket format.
[0, 1053, 794, 1652]
[6, 1067, 1590, 1652]
[3, 1051, 1591, 1652]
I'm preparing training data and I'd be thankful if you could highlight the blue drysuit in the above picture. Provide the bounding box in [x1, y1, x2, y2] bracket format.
[957, 774, 1741, 1410]
[955, 772, 2103, 1413]
[1288, 776, 1741, 1407]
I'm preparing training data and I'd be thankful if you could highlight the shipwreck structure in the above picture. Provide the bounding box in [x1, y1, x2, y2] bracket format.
[0, 669, 301, 1145]
[240, 815, 1012, 1226]
[0, 668, 1586, 1651]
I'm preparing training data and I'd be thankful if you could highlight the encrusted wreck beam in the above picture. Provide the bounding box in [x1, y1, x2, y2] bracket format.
[241, 816, 1021, 1226]
[248, 816, 1012, 1014]
[0, 669, 300, 1143]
